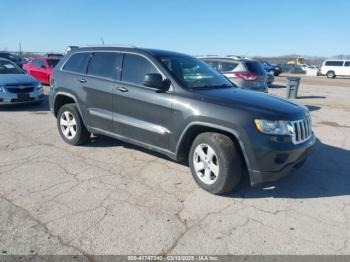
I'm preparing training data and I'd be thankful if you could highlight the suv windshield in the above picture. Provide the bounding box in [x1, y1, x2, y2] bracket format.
[47, 59, 60, 68]
[0, 60, 23, 74]
[156, 55, 233, 89]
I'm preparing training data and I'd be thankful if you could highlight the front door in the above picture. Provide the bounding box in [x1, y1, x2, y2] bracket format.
[112, 53, 173, 150]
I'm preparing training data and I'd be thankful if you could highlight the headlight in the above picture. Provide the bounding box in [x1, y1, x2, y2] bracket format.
[0, 86, 5, 93]
[254, 119, 293, 135]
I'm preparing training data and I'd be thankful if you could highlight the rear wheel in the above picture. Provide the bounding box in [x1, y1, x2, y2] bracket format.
[57, 103, 90, 145]
[189, 132, 242, 194]
[326, 71, 336, 78]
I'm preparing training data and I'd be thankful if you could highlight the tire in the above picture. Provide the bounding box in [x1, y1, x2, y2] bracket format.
[188, 132, 242, 194]
[57, 103, 90, 145]
[327, 71, 335, 78]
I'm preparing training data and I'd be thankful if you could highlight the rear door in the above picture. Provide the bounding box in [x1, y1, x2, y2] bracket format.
[83, 52, 123, 132]
[112, 53, 173, 149]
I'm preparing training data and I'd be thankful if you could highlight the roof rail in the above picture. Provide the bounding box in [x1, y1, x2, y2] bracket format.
[80, 44, 137, 48]
[226, 55, 242, 59]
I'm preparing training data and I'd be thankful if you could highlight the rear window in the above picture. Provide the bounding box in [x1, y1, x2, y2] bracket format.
[220, 62, 238, 72]
[87, 52, 123, 79]
[245, 61, 266, 75]
[63, 52, 91, 74]
[47, 59, 60, 68]
[325, 61, 344, 66]
[32, 59, 45, 68]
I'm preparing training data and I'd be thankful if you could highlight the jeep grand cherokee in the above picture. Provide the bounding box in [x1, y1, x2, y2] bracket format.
[49, 46, 315, 194]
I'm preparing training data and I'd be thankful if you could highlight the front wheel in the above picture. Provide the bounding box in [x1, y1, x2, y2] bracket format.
[189, 132, 242, 194]
[57, 103, 90, 145]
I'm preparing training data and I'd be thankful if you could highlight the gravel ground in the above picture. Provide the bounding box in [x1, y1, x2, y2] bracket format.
[0, 75, 350, 256]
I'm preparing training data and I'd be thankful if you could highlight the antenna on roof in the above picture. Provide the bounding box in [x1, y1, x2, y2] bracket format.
[100, 37, 105, 45]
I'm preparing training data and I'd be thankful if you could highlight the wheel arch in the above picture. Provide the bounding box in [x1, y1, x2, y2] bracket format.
[175, 122, 252, 173]
[53, 92, 89, 129]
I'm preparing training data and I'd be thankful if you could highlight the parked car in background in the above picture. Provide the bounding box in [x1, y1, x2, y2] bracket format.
[260, 60, 282, 76]
[23, 57, 61, 84]
[267, 71, 275, 86]
[320, 59, 350, 78]
[0, 51, 24, 68]
[47, 53, 64, 58]
[0, 58, 44, 105]
[49, 46, 315, 194]
[279, 64, 305, 74]
[199, 56, 268, 92]
[299, 64, 309, 72]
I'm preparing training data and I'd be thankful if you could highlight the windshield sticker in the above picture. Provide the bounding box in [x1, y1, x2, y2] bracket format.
[4, 64, 15, 69]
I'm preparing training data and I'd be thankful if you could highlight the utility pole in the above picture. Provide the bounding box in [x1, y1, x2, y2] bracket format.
[18, 42, 22, 57]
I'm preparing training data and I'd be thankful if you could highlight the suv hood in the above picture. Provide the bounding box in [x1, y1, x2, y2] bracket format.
[194, 87, 308, 120]
[0, 74, 38, 86]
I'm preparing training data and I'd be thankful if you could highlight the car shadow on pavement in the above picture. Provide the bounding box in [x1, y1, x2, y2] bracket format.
[83, 135, 350, 199]
[305, 105, 321, 112]
[269, 84, 286, 88]
[0, 95, 50, 113]
[228, 138, 350, 199]
[298, 95, 326, 99]
[87, 135, 184, 165]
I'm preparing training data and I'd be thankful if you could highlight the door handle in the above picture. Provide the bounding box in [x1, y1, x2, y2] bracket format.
[117, 87, 128, 92]
[79, 78, 87, 83]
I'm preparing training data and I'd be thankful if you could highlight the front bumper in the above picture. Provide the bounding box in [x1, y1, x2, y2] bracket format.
[0, 89, 44, 105]
[249, 133, 316, 186]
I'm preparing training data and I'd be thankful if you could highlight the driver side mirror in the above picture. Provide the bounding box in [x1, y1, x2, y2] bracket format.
[143, 73, 170, 91]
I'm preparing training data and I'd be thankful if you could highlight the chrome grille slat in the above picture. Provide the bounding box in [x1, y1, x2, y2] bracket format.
[290, 117, 312, 144]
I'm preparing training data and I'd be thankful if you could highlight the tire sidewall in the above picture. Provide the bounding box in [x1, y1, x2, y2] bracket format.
[327, 71, 335, 78]
[57, 104, 84, 145]
[189, 133, 241, 194]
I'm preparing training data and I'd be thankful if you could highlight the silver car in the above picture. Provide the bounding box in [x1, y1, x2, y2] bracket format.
[199, 56, 268, 92]
[0, 58, 44, 105]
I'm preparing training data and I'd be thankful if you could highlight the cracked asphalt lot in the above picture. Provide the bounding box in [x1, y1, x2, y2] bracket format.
[1, 75, 350, 255]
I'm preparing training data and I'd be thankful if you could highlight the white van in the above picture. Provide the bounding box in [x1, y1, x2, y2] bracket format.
[320, 59, 350, 78]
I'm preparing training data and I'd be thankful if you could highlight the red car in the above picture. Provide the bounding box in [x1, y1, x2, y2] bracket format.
[23, 57, 60, 84]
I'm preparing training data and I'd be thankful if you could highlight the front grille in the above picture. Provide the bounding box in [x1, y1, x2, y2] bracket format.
[291, 117, 312, 144]
[6, 86, 34, 93]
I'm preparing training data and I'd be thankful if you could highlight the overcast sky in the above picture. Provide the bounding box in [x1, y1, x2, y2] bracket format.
[1, 0, 349, 57]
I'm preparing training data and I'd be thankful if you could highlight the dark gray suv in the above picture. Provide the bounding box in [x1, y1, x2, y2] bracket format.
[49, 46, 315, 194]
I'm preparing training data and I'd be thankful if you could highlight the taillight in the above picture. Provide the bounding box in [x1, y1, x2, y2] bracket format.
[233, 72, 257, 81]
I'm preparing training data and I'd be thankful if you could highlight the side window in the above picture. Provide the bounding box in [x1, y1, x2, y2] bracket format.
[32, 60, 44, 68]
[87, 52, 123, 79]
[63, 52, 91, 74]
[122, 54, 158, 86]
[220, 62, 238, 72]
[205, 61, 220, 71]
[345, 61, 350, 67]
[325, 61, 344, 67]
